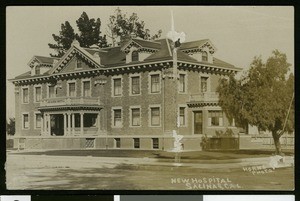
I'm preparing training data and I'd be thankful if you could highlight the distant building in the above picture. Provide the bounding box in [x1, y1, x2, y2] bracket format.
[10, 36, 242, 150]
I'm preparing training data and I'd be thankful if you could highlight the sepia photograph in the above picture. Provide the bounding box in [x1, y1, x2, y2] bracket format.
[5, 6, 294, 190]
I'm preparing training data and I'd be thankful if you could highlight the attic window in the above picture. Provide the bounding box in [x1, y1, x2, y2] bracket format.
[132, 51, 139, 62]
[76, 58, 82, 69]
[202, 51, 208, 62]
[35, 66, 40, 75]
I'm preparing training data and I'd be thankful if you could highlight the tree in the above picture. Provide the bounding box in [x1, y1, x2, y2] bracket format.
[75, 11, 108, 48]
[107, 8, 162, 46]
[48, 12, 108, 57]
[217, 50, 294, 155]
[48, 21, 76, 57]
[6, 117, 15, 135]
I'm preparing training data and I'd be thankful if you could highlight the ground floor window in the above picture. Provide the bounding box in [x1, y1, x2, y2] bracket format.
[208, 110, 223, 126]
[84, 113, 97, 127]
[150, 107, 160, 126]
[113, 109, 122, 127]
[114, 138, 121, 148]
[23, 114, 29, 129]
[179, 107, 186, 126]
[35, 113, 42, 129]
[152, 138, 159, 149]
[134, 138, 140, 149]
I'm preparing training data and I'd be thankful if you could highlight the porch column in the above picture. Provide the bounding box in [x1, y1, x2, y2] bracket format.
[63, 113, 67, 136]
[72, 113, 75, 135]
[40, 113, 44, 135]
[80, 112, 84, 135]
[67, 112, 71, 135]
[47, 114, 51, 136]
[97, 112, 101, 134]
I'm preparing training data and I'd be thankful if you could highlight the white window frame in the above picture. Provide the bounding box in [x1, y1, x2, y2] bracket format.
[81, 78, 92, 97]
[208, 110, 224, 127]
[129, 105, 141, 127]
[148, 71, 161, 94]
[111, 106, 123, 128]
[129, 73, 141, 96]
[67, 80, 77, 97]
[22, 112, 30, 130]
[200, 74, 210, 93]
[21, 86, 29, 104]
[111, 75, 123, 97]
[47, 84, 56, 98]
[34, 112, 42, 130]
[178, 71, 188, 94]
[149, 104, 161, 127]
[33, 84, 42, 103]
[178, 104, 188, 127]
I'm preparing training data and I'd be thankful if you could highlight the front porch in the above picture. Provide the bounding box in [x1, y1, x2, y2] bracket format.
[40, 111, 103, 136]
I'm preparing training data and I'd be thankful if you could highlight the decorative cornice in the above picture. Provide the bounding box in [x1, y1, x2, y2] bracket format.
[187, 101, 219, 108]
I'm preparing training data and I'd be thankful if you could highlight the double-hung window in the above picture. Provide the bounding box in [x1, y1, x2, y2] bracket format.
[131, 108, 141, 126]
[68, 82, 76, 97]
[179, 74, 186, 93]
[150, 107, 160, 126]
[208, 111, 223, 126]
[113, 109, 122, 127]
[113, 78, 122, 96]
[35, 86, 42, 102]
[82, 81, 91, 97]
[131, 76, 140, 95]
[150, 74, 160, 93]
[22, 88, 29, 103]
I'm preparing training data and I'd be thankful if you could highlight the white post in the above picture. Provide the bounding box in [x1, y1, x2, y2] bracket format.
[41, 113, 44, 135]
[98, 112, 101, 134]
[72, 113, 75, 135]
[47, 114, 51, 136]
[67, 113, 71, 135]
[64, 113, 67, 136]
[80, 112, 84, 135]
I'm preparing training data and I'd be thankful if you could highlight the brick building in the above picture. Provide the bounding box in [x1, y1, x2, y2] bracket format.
[10, 37, 242, 150]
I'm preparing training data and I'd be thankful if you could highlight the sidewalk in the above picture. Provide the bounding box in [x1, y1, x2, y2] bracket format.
[6, 151, 294, 171]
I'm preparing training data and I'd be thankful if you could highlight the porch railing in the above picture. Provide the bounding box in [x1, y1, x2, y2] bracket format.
[40, 97, 102, 107]
[189, 92, 219, 102]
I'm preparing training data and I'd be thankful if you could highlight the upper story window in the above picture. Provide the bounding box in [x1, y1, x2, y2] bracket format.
[34, 86, 42, 102]
[200, 76, 208, 92]
[68, 82, 76, 97]
[202, 51, 208, 62]
[82, 80, 91, 97]
[131, 76, 140, 95]
[179, 74, 186, 93]
[208, 110, 223, 126]
[48, 85, 56, 98]
[113, 78, 122, 96]
[131, 51, 139, 62]
[22, 88, 29, 103]
[150, 74, 160, 93]
[76, 58, 82, 69]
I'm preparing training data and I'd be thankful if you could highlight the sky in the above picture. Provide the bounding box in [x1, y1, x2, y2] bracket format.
[0, 196, 31, 201]
[6, 6, 294, 118]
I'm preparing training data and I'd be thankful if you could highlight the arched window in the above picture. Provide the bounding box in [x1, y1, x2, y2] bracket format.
[202, 51, 208, 62]
[131, 51, 139, 62]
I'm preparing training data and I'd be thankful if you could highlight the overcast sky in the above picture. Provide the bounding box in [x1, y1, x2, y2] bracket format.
[6, 6, 294, 118]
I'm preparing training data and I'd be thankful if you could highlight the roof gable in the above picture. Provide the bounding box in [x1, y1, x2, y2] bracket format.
[180, 39, 217, 54]
[49, 44, 102, 74]
[121, 38, 160, 53]
[27, 56, 56, 68]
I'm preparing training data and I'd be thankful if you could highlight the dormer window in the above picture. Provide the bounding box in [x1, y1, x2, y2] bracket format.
[35, 66, 40, 75]
[202, 51, 208, 62]
[76, 58, 82, 69]
[132, 51, 139, 62]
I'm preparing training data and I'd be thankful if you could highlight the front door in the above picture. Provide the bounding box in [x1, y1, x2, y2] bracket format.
[194, 111, 203, 134]
[51, 114, 64, 136]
